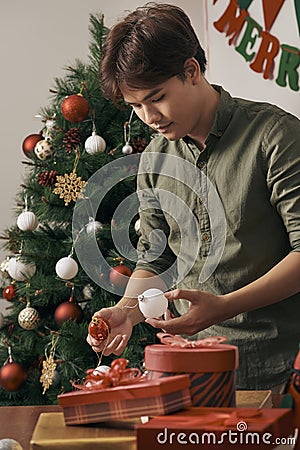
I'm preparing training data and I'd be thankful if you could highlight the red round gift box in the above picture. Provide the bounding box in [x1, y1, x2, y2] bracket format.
[144, 342, 238, 407]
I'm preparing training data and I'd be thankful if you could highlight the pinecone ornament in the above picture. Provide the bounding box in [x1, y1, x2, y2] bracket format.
[62, 128, 82, 153]
[38, 170, 58, 187]
[131, 137, 148, 153]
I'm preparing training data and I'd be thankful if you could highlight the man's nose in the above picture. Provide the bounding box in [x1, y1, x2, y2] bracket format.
[144, 106, 161, 126]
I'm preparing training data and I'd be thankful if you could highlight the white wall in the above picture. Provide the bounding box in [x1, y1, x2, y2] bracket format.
[205, 0, 299, 117]
[0, 1, 205, 312]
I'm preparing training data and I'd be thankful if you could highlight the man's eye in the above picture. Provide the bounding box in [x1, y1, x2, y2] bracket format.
[152, 95, 164, 103]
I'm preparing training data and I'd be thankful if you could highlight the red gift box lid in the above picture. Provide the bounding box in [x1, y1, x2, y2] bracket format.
[145, 344, 238, 373]
[58, 374, 190, 407]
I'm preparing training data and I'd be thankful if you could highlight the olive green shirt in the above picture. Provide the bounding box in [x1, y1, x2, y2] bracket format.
[135, 85, 300, 389]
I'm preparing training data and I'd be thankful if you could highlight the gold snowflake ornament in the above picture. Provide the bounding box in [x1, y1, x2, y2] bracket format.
[53, 172, 87, 206]
[40, 353, 57, 394]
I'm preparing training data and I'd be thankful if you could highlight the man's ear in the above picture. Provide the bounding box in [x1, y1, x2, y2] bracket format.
[184, 57, 201, 84]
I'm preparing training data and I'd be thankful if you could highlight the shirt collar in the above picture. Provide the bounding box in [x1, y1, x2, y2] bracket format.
[209, 85, 234, 137]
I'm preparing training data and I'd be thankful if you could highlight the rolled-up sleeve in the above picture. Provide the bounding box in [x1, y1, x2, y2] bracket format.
[264, 113, 300, 252]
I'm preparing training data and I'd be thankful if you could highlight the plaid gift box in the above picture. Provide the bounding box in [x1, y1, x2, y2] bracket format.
[145, 333, 238, 407]
[58, 374, 191, 425]
[136, 406, 295, 450]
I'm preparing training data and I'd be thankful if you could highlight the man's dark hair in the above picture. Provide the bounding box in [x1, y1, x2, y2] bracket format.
[100, 2, 207, 104]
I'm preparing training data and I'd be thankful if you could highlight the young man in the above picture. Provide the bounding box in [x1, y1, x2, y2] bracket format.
[87, 3, 300, 390]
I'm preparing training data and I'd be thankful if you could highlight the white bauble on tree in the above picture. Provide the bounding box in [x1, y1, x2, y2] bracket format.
[122, 142, 133, 155]
[18, 304, 40, 330]
[138, 288, 168, 318]
[55, 256, 78, 280]
[34, 138, 54, 160]
[17, 211, 38, 232]
[134, 218, 141, 236]
[85, 217, 103, 234]
[85, 131, 106, 154]
[7, 257, 36, 281]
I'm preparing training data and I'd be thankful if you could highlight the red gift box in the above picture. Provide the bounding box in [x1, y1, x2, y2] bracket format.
[145, 333, 238, 407]
[136, 407, 295, 450]
[58, 374, 192, 425]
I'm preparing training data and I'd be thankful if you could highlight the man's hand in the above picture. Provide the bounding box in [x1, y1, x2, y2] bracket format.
[145, 289, 228, 335]
[86, 306, 133, 356]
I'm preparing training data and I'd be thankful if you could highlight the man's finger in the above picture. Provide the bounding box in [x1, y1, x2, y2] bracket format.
[145, 316, 190, 334]
[164, 289, 201, 303]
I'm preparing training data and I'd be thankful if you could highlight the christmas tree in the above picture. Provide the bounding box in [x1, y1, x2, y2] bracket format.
[0, 13, 156, 406]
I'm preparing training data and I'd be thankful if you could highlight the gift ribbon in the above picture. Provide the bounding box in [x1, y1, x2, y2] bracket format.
[151, 408, 276, 428]
[157, 332, 227, 348]
[72, 358, 143, 390]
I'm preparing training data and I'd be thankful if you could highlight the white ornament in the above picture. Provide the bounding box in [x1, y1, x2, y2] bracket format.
[138, 288, 168, 318]
[92, 365, 110, 376]
[85, 217, 103, 234]
[83, 284, 94, 300]
[0, 439, 23, 450]
[7, 257, 36, 281]
[18, 305, 40, 330]
[85, 131, 106, 154]
[17, 211, 38, 232]
[55, 256, 78, 280]
[0, 312, 4, 328]
[134, 218, 141, 236]
[122, 142, 133, 155]
[34, 138, 54, 160]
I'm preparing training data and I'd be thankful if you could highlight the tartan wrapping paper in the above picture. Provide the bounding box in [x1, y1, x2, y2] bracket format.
[58, 374, 192, 425]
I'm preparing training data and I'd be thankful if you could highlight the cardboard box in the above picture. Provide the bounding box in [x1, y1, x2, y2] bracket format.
[30, 412, 136, 449]
[136, 407, 294, 450]
[58, 374, 191, 425]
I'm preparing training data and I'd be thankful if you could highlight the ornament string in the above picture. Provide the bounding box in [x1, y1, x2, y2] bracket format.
[123, 108, 134, 145]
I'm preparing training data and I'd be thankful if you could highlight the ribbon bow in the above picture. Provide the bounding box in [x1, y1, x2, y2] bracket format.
[157, 332, 227, 348]
[72, 358, 142, 390]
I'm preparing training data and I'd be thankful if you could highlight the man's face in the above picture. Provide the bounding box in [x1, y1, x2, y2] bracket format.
[120, 74, 202, 141]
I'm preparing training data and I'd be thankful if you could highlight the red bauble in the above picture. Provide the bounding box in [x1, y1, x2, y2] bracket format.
[55, 297, 83, 325]
[109, 263, 132, 289]
[0, 362, 27, 392]
[2, 284, 16, 301]
[88, 317, 111, 342]
[22, 131, 43, 157]
[61, 94, 89, 122]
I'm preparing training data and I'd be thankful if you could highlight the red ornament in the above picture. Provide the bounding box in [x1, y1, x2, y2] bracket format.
[61, 94, 89, 122]
[22, 131, 43, 157]
[55, 296, 83, 325]
[3, 284, 16, 301]
[0, 362, 27, 391]
[88, 316, 111, 342]
[109, 263, 132, 289]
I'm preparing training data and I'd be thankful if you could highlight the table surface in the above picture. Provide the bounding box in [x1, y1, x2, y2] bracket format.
[0, 391, 281, 450]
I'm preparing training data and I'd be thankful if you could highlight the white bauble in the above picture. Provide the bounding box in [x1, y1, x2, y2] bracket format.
[17, 211, 38, 232]
[92, 365, 110, 376]
[7, 257, 36, 281]
[134, 218, 141, 236]
[85, 217, 103, 234]
[55, 256, 78, 280]
[85, 132, 106, 154]
[122, 142, 133, 155]
[83, 284, 94, 300]
[138, 288, 168, 318]
[34, 138, 54, 160]
[18, 305, 40, 330]
[0, 312, 4, 328]
[0, 439, 23, 450]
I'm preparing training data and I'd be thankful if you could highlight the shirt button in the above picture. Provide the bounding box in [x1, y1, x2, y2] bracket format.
[198, 162, 206, 170]
[199, 196, 205, 204]
[202, 232, 211, 242]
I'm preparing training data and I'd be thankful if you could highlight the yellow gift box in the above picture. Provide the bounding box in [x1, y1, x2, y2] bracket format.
[30, 412, 136, 450]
